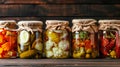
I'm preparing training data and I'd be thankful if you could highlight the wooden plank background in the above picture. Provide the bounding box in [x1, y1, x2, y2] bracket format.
[0, 5, 119, 17]
[0, 0, 119, 26]
[1, 0, 120, 4]
[0, 0, 119, 17]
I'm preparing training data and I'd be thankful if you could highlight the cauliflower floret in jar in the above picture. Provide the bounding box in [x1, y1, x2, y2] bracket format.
[46, 50, 53, 58]
[58, 48, 63, 57]
[52, 47, 63, 58]
[45, 40, 54, 50]
[52, 47, 59, 57]
[45, 20, 71, 58]
[58, 40, 69, 51]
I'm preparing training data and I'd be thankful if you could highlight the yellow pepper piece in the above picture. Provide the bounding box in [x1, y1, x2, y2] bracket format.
[47, 31, 60, 43]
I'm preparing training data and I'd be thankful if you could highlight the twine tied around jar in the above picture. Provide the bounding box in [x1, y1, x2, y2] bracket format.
[72, 19, 98, 48]
[72, 19, 97, 33]
[17, 21, 43, 34]
[99, 20, 120, 31]
[46, 20, 71, 31]
[0, 20, 17, 31]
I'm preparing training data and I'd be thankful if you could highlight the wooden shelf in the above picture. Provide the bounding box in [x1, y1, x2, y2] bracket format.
[0, 59, 120, 67]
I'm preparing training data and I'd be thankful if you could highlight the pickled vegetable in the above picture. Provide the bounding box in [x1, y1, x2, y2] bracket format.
[72, 31, 98, 58]
[19, 30, 30, 44]
[18, 31, 43, 58]
[47, 31, 60, 43]
[20, 50, 37, 59]
[44, 30, 70, 58]
[99, 31, 117, 58]
[0, 28, 17, 58]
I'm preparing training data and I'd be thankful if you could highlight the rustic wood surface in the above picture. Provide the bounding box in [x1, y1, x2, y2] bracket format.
[0, 5, 119, 17]
[0, 59, 120, 67]
[0, 0, 119, 4]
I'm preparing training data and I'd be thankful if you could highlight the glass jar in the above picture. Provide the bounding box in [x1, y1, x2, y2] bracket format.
[17, 21, 43, 59]
[0, 20, 17, 58]
[44, 20, 71, 58]
[99, 20, 120, 59]
[72, 19, 99, 59]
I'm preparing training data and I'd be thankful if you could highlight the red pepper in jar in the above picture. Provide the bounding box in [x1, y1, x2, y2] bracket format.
[101, 37, 109, 47]
[100, 37, 109, 56]
[100, 47, 108, 56]
[115, 32, 120, 58]
[84, 39, 91, 49]
[105, 39, 115, 51]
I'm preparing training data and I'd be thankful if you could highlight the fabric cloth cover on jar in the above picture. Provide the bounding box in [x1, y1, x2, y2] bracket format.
[17, 21, 43, 59]
[0, 20, 17, 58]
[44, 20, 71, 58]
[72, 19, 99, 59]
[99, 20, 120, 59]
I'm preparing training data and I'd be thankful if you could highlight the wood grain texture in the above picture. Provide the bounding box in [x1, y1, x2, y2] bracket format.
[1, 0, 120, 4]
[0, 5, 119, 17]
[0, 59, 120, 67]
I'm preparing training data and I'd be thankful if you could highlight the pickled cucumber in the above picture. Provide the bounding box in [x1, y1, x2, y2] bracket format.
[32, 38, 43, 51]
[18, 45, 21, 53]
[23, 42, 30, 46]
[20, 30, 30, 44]
[31, 32, 35, 43]
[20, 45, 29, 51]
[20, 50, 37, 59]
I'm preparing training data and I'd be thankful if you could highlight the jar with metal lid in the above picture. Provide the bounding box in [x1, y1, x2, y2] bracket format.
[0, 20, 17, 58]
[17, 21, 43, 59]
[72, 19, 99, 59]
[99, 20, 120, 59]
[44, 20, 71, 58]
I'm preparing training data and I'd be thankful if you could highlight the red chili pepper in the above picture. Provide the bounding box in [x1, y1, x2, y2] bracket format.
[101, 37, 109, 47]
[115, 32, 120, 58]
[100, 47, 108, 56]
[84, 39, 91, 49]
[105, 39, 115, 51]
[100, 36, 109, 57]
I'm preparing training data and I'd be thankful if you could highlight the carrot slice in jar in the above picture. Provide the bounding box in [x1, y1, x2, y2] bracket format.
[2, 42, 11, 51]
[0, 48, 3, 54]
[0, 35, 5, 44]
[0, 28, 6, 35]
